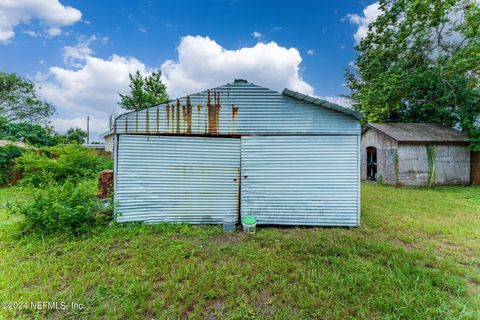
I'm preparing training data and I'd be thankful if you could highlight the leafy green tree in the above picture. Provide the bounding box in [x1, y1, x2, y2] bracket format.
[346, 0, 480, 150]
[0, 72, 55, 123]
[118, 71, 169, 111]
[64, 127, 87, 144]
[0, 116, 62, 147]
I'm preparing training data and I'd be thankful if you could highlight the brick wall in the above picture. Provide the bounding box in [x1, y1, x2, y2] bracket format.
[97, 170, 113, 198]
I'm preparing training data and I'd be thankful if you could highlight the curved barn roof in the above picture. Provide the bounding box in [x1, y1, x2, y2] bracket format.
[115, 80, 361, 135]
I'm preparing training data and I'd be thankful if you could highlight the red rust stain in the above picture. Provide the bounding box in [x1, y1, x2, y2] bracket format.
[171, 104, 175, 131]
[145, 110, 150, 134]
[166, 104, 170, 130]
[232, 104, 239, 120]
[197, 104, 203, 132]
[207, 90, 221, 134]
[135, 112, 139, 132]
[182, 105, 187, 133]
[185, 96, 193, 133]
[156, 107, 160, 133]
[176, 99, 180, 133]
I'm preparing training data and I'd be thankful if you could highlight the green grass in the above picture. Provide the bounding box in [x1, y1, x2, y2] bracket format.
[0, 183, 479, 319]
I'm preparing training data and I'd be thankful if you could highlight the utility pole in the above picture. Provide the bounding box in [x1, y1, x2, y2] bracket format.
[86, 116, 90, 145]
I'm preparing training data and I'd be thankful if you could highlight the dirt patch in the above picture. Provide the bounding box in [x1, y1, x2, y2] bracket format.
[204, 297, 225, 320]
[209, 232, 245, 246]
[255, 289, 274, 316]
[153, 277, 166, 291]
[107, 240, 129, 251]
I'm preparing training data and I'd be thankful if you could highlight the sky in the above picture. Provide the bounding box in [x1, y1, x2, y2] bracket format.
[0, 0, 380, 141]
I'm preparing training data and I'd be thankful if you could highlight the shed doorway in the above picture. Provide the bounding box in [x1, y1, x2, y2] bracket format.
[366, 146, 377, 181]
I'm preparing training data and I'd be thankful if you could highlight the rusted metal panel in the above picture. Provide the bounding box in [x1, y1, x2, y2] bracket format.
[115, 135, 241, 224]
[114, 82, 361, 136]
[240, 135, 360, 226]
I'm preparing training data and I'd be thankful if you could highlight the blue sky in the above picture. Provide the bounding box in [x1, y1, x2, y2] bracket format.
[0, 0, 379, 138]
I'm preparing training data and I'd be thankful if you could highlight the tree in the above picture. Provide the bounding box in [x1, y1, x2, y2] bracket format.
[346, 0, 480, 149]
[0, 72, 55, 123]
[64, 127, 87, 144]
[0, 116, 62, 147]
[118, 71, 169, 111]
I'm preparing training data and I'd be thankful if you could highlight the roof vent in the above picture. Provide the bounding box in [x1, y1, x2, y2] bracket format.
[233, 79, 248, 84]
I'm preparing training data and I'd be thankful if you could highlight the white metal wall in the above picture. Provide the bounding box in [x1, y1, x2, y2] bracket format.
[240, 135, 360, 226]
[115, 135, 240, 223]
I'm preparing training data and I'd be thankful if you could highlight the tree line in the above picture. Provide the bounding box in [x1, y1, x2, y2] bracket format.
[1, 0, 479, 150]
[0, 72, 87, 145]
[347, 0, 480, 150]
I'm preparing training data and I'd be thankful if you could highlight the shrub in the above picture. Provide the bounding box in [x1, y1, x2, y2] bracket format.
[17, 144, 112, 186]
[0, 144, 23, 185]
[8, 179, 112, 235]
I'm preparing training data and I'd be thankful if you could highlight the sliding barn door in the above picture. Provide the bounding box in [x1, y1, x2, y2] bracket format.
[116, 135, 240, 224]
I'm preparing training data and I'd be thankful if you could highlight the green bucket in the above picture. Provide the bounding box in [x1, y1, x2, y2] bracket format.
[241, 215, 257, 234]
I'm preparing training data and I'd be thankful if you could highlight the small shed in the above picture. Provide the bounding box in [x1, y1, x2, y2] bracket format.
[113, 80, 362, 226]
[101, 130, 115, 152]
[361, 123, 470, 186]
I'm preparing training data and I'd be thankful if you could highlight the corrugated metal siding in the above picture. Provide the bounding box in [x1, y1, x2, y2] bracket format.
[240, 135, 359, 226]
[115, 83, 360, 135]
[115, 135, 240, 223]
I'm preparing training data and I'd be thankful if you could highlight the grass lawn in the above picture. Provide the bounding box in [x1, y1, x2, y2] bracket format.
[0, 183, 479, 319]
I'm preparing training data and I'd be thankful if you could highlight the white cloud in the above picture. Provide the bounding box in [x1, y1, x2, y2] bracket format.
[252, 31, 262, 39]
[318, 96, 353, 108]
[0, 0, 81, 43]
[36, 38, 148, 138]
[46, 26, 62, 37]
[346, 2, 381, 44]
[23, 30, 38, 37]
[138, 24, 147, 33]
[62, 35, 97, 67]
[161, 35, 314, 98]
[36, 35, 315, 139]
[307, 49, 315, 55]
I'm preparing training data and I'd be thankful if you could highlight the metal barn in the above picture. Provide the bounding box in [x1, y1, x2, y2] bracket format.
[113, 80, 362, 226]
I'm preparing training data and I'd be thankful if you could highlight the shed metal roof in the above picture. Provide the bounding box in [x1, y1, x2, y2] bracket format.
[365, 123, 469, 144]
